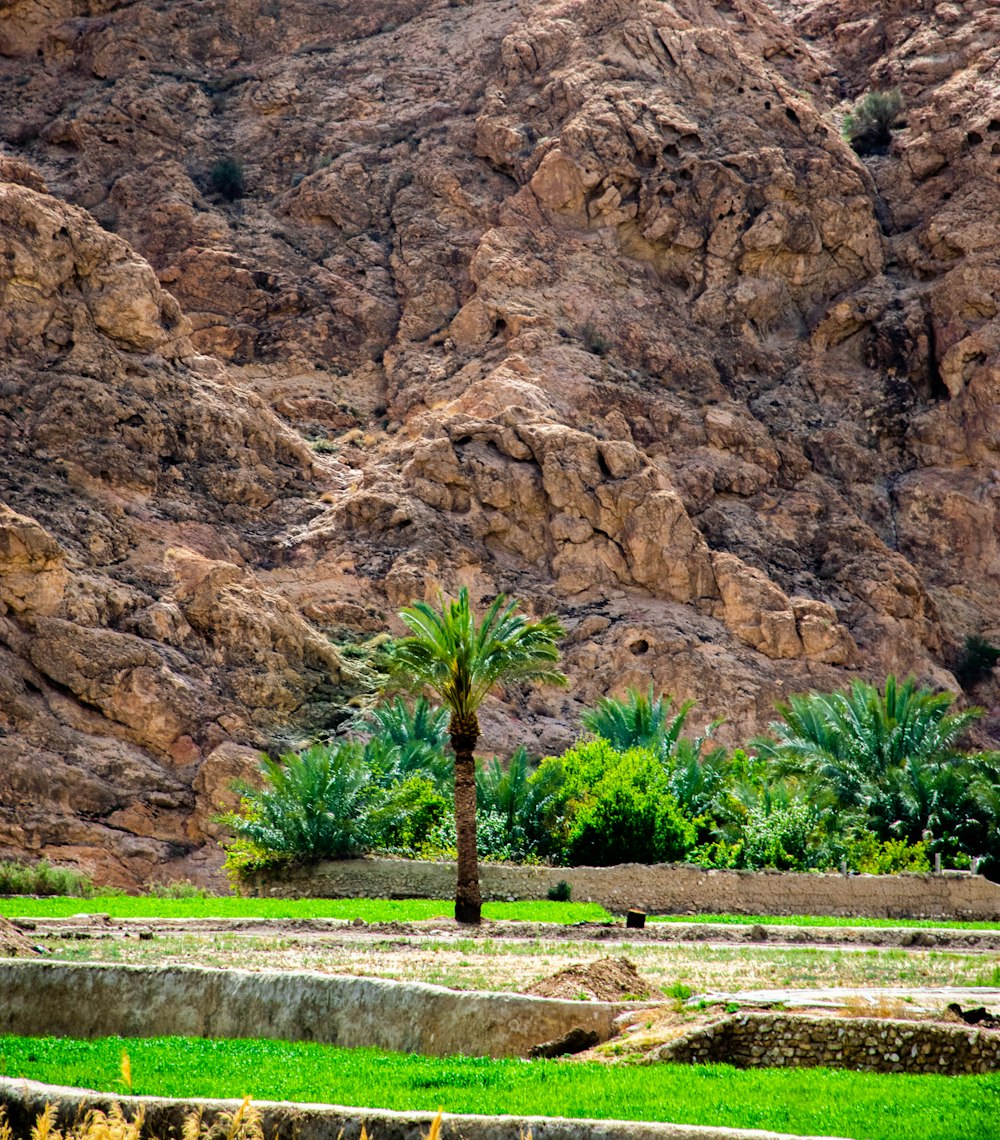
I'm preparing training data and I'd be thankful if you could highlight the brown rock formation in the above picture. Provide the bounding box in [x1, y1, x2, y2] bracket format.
[0, 0, 998, 884]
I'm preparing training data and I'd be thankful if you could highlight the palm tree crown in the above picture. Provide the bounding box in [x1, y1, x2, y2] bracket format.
[389, 588, 566, 737]
[582, 684, 694, 755]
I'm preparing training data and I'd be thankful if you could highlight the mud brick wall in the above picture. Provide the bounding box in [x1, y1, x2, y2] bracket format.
[249, 858, 1000, 921]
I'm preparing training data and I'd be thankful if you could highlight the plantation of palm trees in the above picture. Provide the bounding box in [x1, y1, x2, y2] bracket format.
[220, 591, 1000, 920]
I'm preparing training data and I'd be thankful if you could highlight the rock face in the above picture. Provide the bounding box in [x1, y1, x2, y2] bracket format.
[0, 0, 998, 884]
[0, 172, 355, 885]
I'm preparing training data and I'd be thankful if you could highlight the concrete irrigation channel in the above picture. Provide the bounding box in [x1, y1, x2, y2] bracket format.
[0, 1078, 854, 1140]
[0, 960, 640, 1058]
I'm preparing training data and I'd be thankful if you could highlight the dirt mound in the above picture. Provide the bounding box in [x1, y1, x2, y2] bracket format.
[0, 917, 37, 957]
[526, 957, 653, 1002]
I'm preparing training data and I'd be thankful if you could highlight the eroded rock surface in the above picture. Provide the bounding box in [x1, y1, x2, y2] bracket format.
[0, 0, 999, 883]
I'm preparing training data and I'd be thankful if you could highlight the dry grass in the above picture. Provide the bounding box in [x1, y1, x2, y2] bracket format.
[838, 994, 914, 1020]
[0, 1105, 449, 1140]
[45, 931, 998, 996]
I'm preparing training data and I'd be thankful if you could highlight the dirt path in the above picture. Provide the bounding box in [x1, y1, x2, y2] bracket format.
[16, 915, 1000, 950]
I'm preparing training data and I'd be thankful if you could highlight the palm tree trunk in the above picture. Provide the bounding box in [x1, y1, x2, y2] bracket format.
[451, 731, 481, 925]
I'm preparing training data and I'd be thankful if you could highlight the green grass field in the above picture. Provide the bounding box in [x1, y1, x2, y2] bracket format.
[1, 1035, 996, 1140]
[0, 897, 611, 923]
[3, 894, 1000, 931]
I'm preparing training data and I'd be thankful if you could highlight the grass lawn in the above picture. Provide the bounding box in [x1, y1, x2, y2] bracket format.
[0, 897, 612, 924]
[4, 895, 1000, 931]
[1, 1035, 997, 1140]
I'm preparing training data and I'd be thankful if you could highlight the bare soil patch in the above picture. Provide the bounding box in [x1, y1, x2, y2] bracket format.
[527, 956, 653, 1001]
[0, 918, 37, 957]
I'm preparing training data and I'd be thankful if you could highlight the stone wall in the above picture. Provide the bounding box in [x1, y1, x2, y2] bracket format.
[248, 858, 1000, 921]
[0, 1078, 849, 1140]
[654, 1012, 1000, 1074]
[0, 961, 626, 1059]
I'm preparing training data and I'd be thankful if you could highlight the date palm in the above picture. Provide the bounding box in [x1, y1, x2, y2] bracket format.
[756, 675, 986, 849]
[581, 684, 694, 756]
[388, 587, 566, 923]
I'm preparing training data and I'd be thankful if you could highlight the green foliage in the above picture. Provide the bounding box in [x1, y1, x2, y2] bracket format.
[955, 634, 1000, 690]
[370, 775, 451, 854]
[0, 859, 94, 897]
[387, 587, 566, 731]
[755, 675, 993, 862]
[358, 696, 452, 788]
[845, 832, 931, 874]
[581, 685, 693, 754]
[738, 801, 823, 871]
[219, 742, 384, 868]
[209, 156, 245, 200]
[547, 879, 572, 902]
[844, 88, 904, 152]
[475, 746, 566, 861]
[554, 740, 698, 866]
[5, 1034, 1000, 1140]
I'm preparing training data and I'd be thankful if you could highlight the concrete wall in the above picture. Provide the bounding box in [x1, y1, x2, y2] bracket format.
[0, 1078, 853, 1140]
[248, 858, 1000, 921]
[0, 961, 626, 1059]
[655, 1012, 1000, 1074]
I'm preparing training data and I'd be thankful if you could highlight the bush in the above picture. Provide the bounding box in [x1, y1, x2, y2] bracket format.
[845, 832, 931, 874]
[737, 801, 823, 871]
[219, 742, 384, 873]
[556, 741, 698, 866]
[844, 89, 903, 155]
[955, 634, 1000, 690]
[547, 879, 572, 902]
[370, 775, 450, 854]
[0, 859, 94, 897]
[209, 156, 245, 200]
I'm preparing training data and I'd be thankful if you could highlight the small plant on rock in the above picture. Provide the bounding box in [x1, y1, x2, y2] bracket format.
[843, 88, 904, 155]
[209, 156, 245, 200]
[955, 634, 1000, 691]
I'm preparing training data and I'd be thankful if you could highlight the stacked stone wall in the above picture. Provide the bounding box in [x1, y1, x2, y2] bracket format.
[655, 1012, 1000, 1074]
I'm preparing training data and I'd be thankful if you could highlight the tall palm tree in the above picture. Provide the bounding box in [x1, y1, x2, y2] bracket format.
[387, 587, 566, 924]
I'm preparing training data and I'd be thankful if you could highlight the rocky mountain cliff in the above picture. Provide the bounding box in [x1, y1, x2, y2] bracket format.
[1, 0, 998, 886]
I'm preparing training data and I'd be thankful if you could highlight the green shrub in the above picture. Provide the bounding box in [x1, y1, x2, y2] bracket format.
[738, 801, 823, 871]
[844, 89, 903, 154]
[557, 741, 697, 866]
[0, 859, 94, 897]
[547, 879, 572, 902]
[955, 634, 1000, 690]
[845, 832, 931, 874]
[209, 156, 245, 200]
[219, 742, 385, 872]
[370, 774, 450, 853]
